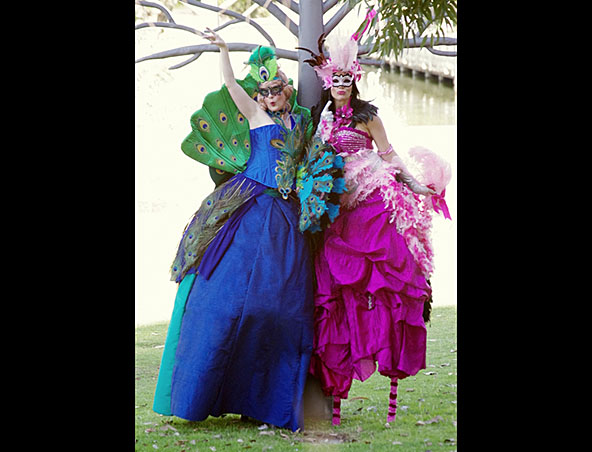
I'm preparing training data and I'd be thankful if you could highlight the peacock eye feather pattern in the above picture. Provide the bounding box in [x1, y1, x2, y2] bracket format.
[180, 75, 260, 183]
[271, 116, 308, 200]
[170, 178, 257, 282]
[295, 131, 347, 233]
[247, 46, 279, 83]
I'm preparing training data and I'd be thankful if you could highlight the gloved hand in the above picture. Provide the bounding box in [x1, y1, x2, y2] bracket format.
[389, 155, 436, 196]
[397, 171, 436, 196]
[315, 100, 333, 142]
[320, 100, 333, 121]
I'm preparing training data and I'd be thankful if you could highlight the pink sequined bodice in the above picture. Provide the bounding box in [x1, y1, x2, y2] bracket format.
[331, 126, 373, 155]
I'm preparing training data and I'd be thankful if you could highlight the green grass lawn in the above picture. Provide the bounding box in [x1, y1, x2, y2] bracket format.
[135, 305, 456, 451]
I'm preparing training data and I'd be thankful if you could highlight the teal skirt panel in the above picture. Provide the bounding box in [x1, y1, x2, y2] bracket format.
[152, 273, 197, 415]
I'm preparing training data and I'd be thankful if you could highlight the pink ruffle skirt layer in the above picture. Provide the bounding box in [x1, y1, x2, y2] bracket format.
[309, 189, 431, 399]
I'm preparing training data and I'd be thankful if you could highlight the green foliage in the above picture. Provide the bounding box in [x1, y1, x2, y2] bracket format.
[349, 0, 457, 60]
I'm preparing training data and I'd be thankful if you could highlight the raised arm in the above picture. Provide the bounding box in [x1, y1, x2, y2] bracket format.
[366, 115, 435, 196]
[202, 28, 261, 123]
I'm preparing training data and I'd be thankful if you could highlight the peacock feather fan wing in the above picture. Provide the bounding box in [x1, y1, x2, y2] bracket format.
[180, 74, 259, 178]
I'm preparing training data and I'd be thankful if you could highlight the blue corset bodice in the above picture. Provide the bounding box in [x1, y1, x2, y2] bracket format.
[241, 124, 285, 188]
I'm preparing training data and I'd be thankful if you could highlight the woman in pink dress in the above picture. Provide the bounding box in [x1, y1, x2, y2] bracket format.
[299, 32, 451, 425]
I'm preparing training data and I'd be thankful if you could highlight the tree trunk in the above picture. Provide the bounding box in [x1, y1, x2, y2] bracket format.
[298, 0, 332, 421]
[297, 0, 323, 109]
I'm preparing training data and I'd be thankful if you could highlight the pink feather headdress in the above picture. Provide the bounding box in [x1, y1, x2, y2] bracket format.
[297, 9, 376, 89]
[296, 33, 359, 89]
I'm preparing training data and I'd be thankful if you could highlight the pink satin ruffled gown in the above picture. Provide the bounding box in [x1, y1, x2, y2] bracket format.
[309, 126, 434, 425]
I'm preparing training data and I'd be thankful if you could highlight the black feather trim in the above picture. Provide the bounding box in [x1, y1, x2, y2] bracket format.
[349, 100, 378, 127]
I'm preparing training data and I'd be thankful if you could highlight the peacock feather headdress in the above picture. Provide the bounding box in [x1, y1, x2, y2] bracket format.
[246, 46, 279, 83]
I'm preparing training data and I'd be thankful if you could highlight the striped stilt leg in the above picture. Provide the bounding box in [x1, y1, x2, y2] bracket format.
[387, 377, 399, 423]
[332, 396, 341, 426]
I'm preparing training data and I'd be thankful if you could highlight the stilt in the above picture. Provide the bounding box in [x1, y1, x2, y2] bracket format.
[387, 377, 399, 423]
[332, 396, 341, 426]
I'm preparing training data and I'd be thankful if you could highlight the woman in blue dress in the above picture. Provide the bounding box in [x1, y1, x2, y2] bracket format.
[151, 29, 314, 432]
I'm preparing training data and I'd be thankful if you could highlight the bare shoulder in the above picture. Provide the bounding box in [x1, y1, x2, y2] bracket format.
[366, 114, 384, 129]
[357, 114, 385, 137]
[248, 108, 275, 129]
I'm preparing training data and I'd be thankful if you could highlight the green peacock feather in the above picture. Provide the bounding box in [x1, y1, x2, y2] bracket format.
[180, 75, 259, 182]
[170, 178, 257, 282]
[272, 115, 308, 199]
[247, 46, 278, 83]
[296, 134, 347, 233]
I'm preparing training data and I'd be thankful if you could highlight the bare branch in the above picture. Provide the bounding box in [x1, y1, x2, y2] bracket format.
[169, 53, 202, 70]
[251, 0, 299, 37]
[323, 0, 357, 36]
[179, 0, 276, 47]
[357, 36, 456, 56]
[213, 19, 243, 33]
[322, 0, 340, 13]
[405, 36, 457, 48]
[135, 43, 299, 69]
[425, 47, 456, 57]
[136, 0, 176, 23]
[358, 57, 382, 66]
[135, 21, 201, 35]
[275, 0, 299, 14]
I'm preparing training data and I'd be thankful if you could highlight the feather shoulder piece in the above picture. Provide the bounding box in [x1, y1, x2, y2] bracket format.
[180, 75, 258, 181]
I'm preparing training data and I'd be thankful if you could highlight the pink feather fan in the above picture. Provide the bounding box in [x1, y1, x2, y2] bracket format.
[407, 147, 452, 195]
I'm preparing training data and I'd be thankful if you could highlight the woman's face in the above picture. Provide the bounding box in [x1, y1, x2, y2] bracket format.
[330, 71, 354, 103]
[259, 80, 288, 112]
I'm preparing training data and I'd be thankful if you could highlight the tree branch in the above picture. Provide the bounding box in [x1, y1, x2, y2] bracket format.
[135, 0, 176, 23]
[322, 0, 340, 13]
[405, 35, 457, 48]
[323, 0, 357, 36]
[135, 43, 299, 70]
[179, 0, 276, 47]
[275, 0, 299, 14]
[135, 21, 201, 35]
[357, 57, 382, 66]
[356, 36, 456, 56]
[169, 53, 202, 70]
[425, 47, 456, 57]
[251, 0, 299, 37]
[212, 18, 243, 33]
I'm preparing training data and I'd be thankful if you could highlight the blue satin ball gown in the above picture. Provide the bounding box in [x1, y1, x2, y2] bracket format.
[152, 123, 314, 432]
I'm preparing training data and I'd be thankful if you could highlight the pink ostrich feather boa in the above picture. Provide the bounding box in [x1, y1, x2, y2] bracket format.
[408, 146, 452, 195]
[339, 147, 437, 278]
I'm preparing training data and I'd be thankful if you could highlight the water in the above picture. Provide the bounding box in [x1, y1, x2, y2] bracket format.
[135, 14, 457, 326]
